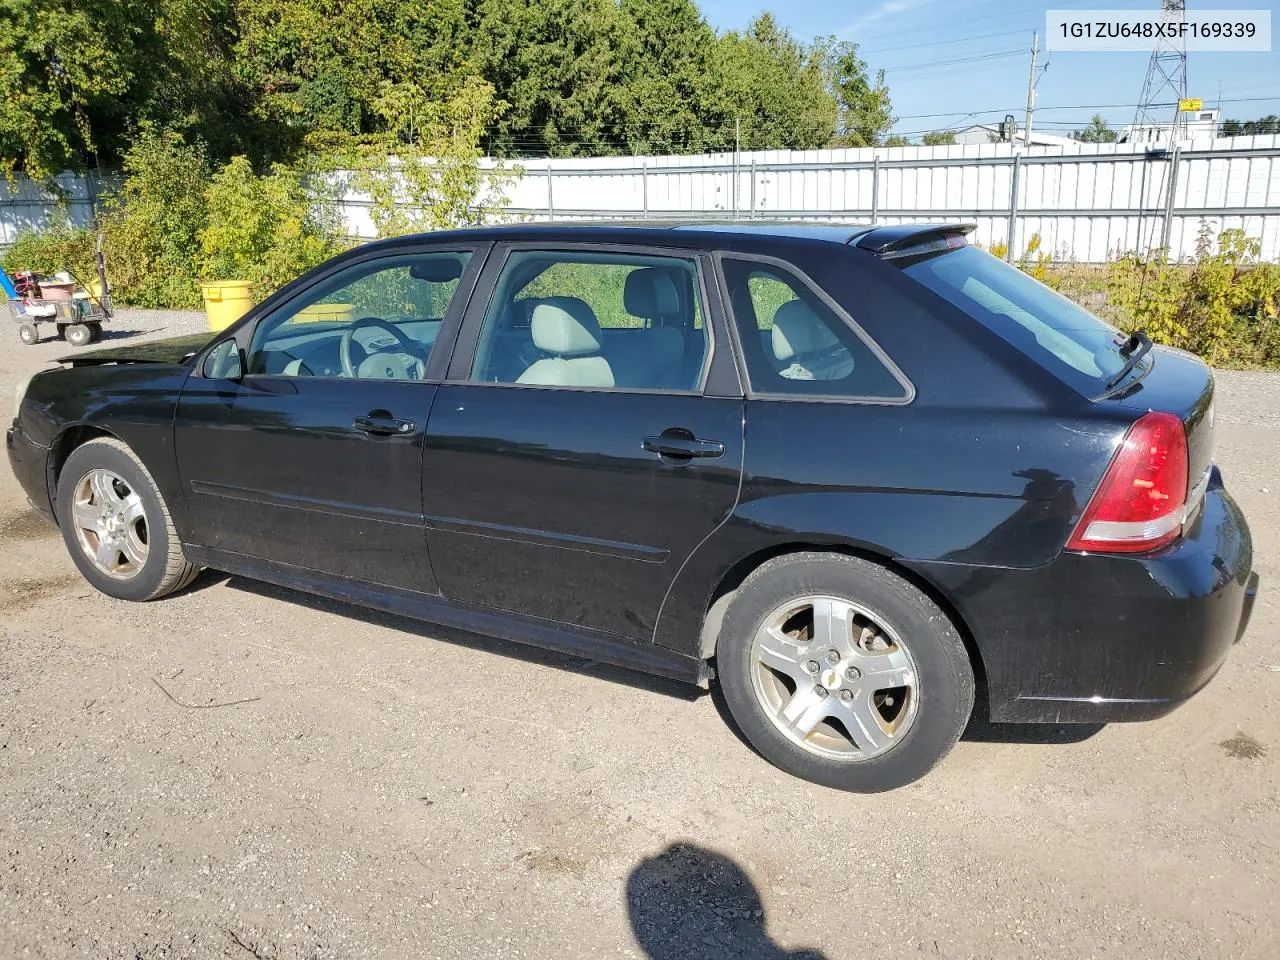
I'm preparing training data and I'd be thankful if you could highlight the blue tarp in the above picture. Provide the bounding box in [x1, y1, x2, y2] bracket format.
[0, 267, 16, 301]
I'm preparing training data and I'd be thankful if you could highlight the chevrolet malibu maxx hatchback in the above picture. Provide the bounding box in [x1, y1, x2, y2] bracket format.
[8, 222, 1258, 791]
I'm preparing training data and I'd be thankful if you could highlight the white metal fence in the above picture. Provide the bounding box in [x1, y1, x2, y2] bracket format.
[0, 171, 108, 246]
[8, 136, 1280, 264]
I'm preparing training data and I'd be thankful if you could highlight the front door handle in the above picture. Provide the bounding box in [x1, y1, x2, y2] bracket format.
[354, 413, 417, 436]
[643, 430, 725, 460]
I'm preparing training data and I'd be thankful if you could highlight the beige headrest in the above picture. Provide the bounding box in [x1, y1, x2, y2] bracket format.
[772, 299, 840, 361]
[531, 298, 603, 356]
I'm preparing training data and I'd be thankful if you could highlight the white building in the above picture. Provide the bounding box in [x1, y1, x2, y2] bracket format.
[950, 123, 1077, 147]
[1120, 108, 1220, 145]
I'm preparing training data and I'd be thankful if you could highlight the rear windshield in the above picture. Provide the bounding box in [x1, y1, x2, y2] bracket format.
[899, 245, 1138, 395]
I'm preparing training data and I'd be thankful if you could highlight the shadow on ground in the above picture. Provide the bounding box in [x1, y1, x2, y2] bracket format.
[205, 572, 1103, 747]
[96, 327, 151, 342]
[214, 572, 701, 701]
[627, 844, 825, 959]
[961, 696, 1104, 744]
[706, 677, 1103, 759]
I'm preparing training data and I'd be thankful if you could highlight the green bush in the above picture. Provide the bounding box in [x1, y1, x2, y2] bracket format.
[1100, 229, 1280, 367]
[99, 128, 212, 309]
[5, 134, 346, 309]
[1, 222, 98, 283]
[199, 156, 343, 298]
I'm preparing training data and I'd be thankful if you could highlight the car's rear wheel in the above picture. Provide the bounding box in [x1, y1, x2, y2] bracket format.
[56, 438, 200, 601]
[716, 552, 974, 792]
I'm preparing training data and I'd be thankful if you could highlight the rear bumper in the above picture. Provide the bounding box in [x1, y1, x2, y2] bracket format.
[7, 418, 54, 523]
[909, 469, 1256, 723]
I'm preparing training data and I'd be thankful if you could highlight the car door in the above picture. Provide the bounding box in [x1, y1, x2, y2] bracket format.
[174, 245, 486, 593]
[421, 243, 744, 642]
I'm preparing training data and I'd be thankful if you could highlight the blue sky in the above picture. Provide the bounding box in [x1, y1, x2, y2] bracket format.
[700, 0, 1280, 139]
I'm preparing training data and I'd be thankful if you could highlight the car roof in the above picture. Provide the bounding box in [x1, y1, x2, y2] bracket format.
[361, 220, 879, 250]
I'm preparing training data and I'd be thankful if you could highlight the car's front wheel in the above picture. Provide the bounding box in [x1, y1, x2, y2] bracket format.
[716, 552, 974, 792]
[56, 438, 200, 601]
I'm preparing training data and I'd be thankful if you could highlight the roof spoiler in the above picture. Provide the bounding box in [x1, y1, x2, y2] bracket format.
[854, 223, 977, 258]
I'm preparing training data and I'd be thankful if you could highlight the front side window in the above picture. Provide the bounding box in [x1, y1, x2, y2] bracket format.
[721, 257, 910, 400]
[470, 250, 708, 391]
[246, 251, 471, 380]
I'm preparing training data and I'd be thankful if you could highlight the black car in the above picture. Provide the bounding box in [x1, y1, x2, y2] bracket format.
[8, 222, 1258, 791]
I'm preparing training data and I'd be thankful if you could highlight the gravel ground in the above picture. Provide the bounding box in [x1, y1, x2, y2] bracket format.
[1, 309, 1277, 960]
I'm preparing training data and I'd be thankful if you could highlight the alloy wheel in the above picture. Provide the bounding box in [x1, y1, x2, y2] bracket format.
[749, 595, 919, 761]
[71, 468, 149, 580]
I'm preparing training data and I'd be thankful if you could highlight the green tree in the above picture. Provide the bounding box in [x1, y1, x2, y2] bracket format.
[922, 130, 956, 146]
[0, 0, 244, 179]
[2, 0, 903, 177]
[812, 37, 893, 147]
[1071, 113, 1118, 143]
[0, 0, 137, 178]
[1219, 116, 1279, 136]
[471, 0, 629, 157]
[101, 128, 212, 308]
[352, 77, 518, 237]
[199, 156, 341, 295]
[614, 0, 726, 154]
[883, 134, 911, 147]
[710, 15, 836, 152]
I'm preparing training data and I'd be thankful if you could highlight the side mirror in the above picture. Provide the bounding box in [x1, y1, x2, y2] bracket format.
[203, 340, 245, 381]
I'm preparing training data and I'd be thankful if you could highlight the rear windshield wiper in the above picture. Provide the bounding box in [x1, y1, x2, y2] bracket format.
[1104, 329, 1153, 389]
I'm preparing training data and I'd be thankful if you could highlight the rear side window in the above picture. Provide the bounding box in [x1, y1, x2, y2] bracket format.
[899, 245, 1137, 395]
[720, 257, 911, 401]
[471, 250, 709, 392]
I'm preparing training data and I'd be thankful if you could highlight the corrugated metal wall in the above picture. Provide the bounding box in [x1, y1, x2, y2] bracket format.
[8, 137, 1280, 264]
[456, 135, 1280, 262]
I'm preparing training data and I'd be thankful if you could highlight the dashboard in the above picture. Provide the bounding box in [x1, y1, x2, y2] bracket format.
[253, 318, 443, 378]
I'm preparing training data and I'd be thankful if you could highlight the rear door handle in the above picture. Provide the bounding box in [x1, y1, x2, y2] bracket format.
[643, 432, 725, 460]
[354, 413, 417, 436]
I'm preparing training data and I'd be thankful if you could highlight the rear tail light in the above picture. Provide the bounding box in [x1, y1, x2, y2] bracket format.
[1066, 411, 1189, 554]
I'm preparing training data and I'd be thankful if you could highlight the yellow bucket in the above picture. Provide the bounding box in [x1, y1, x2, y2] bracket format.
[200, 281, 255, 331]
[292, 302, 355, 324]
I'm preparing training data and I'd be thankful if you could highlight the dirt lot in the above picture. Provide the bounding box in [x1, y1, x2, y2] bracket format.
[1, 310, 1277, 959]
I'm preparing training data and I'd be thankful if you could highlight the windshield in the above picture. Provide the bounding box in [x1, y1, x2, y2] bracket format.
[900, 245, 1142, 395]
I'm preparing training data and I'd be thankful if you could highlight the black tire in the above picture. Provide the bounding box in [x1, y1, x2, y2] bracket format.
[715, 552, 975, 792]
[88, 322, 103, 343]
[64, 323, 92, 347]
[56, 438, 201, 601]
[56, 322, 68, 340]
[18, 323, 38, 345]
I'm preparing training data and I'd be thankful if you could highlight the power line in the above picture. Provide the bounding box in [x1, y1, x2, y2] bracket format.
[864, 29, 1026, 55]
[461, 92, 1280, 155]
[855, 0, 1102, 44]
[890, 94, 1280, 123]
[880, 48, 1026, 72]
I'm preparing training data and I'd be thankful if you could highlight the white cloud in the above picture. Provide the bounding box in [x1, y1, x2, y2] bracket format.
[839, 0, 934, 37]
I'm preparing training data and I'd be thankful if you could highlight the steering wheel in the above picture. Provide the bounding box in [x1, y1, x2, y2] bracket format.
[339, 317, 429, 380]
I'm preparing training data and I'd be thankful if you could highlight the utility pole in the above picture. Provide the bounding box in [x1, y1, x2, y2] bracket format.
[1023, 31, 1039, 147]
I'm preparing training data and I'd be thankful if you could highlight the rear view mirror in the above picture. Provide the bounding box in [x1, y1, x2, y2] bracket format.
[409, 257, 464, 283]
[203, 340, 245, 381]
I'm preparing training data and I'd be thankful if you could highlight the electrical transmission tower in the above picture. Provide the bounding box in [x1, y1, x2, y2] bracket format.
[1132, 0, 1190, 143]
